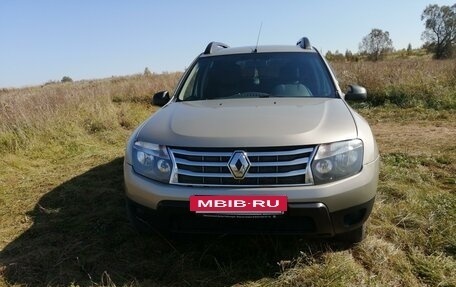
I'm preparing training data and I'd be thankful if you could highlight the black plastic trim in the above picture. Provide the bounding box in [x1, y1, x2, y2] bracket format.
[126, 197, 375, 236]
[330, 197, 375, 234]
[296, 37, 312, 50]
[204, 42, 229, 55]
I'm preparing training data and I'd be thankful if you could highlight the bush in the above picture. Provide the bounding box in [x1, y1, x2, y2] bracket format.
[61, 76, 73, 83]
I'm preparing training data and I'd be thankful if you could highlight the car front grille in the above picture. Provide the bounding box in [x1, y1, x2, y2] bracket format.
[168, 146, 315, 186]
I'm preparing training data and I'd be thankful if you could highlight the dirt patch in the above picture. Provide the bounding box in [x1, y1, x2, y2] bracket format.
[371, 122, 456, 155]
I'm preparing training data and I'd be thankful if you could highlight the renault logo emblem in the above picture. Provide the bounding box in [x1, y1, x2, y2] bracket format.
[228, 151, 251, 179]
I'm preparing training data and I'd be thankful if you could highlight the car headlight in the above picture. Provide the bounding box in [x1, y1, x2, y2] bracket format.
[311, 139, 363, 184]
[132, 141, 173, 183]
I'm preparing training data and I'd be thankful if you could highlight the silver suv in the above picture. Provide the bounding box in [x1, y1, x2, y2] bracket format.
[124, 37, 379, 243]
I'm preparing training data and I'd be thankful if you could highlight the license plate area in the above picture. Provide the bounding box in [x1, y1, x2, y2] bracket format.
[190, 195, 287, 215]
[199, 214, 280, 219]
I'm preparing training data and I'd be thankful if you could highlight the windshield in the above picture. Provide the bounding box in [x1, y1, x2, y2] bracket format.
[178, 52, 335, 101]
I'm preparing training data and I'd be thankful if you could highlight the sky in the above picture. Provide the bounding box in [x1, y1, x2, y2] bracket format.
[1, 0, 455, 88]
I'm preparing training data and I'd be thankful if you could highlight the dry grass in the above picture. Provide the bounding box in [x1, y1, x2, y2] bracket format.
[0, 73, 181, 153]
[333, 59, 456, 109]
[0, 60, 455, 286]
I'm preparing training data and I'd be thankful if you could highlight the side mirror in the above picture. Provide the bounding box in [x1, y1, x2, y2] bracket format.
[345, 85, 367, 101]
[152, 91, 171, 106]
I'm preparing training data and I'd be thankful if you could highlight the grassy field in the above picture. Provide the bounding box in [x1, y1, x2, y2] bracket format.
[0, 60, 455, 287]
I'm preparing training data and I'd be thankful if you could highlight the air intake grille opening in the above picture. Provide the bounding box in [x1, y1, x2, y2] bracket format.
[169, 146, 315, 187]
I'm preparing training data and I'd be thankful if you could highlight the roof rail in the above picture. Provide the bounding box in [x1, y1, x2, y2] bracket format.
[296, 37, 312, 50]
[204, 42, 229, 55]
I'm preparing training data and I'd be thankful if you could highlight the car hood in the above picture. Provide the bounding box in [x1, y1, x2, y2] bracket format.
[137, 98, 357, 147]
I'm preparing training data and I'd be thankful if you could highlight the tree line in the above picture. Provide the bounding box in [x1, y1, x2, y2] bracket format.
[326, 3, 456, 61]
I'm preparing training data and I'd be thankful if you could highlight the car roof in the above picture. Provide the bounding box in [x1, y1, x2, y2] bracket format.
[199, 45, 316, 57]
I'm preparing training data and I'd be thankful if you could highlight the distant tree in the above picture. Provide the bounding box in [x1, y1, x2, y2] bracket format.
[144, 67, 152, 76]
[325, 50, 334, 60]
[333, 50, 345, 61]
[359, 28, 394, 61]
[325, 50, 345, 62]
[61, 76, 73, 83]
[421, 4, 456, 59]
[345, 49, 353, 61]
[407, 43, 413, 55]
[44, 80, 58, 86]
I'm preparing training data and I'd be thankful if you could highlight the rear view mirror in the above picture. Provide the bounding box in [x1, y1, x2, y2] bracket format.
[152, 91, 171, 106]
[345, 85, 367, 101]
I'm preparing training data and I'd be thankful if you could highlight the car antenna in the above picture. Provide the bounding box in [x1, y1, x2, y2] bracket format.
[253, 22, 263, 53]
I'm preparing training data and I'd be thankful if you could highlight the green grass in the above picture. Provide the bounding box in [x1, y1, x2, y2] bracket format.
[1, 66, 456, 286]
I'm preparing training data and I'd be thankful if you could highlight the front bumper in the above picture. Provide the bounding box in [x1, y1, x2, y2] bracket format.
[124, 157, 378, 212]
[127, 197, 375, 236]
[124, 157, 379, 235]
